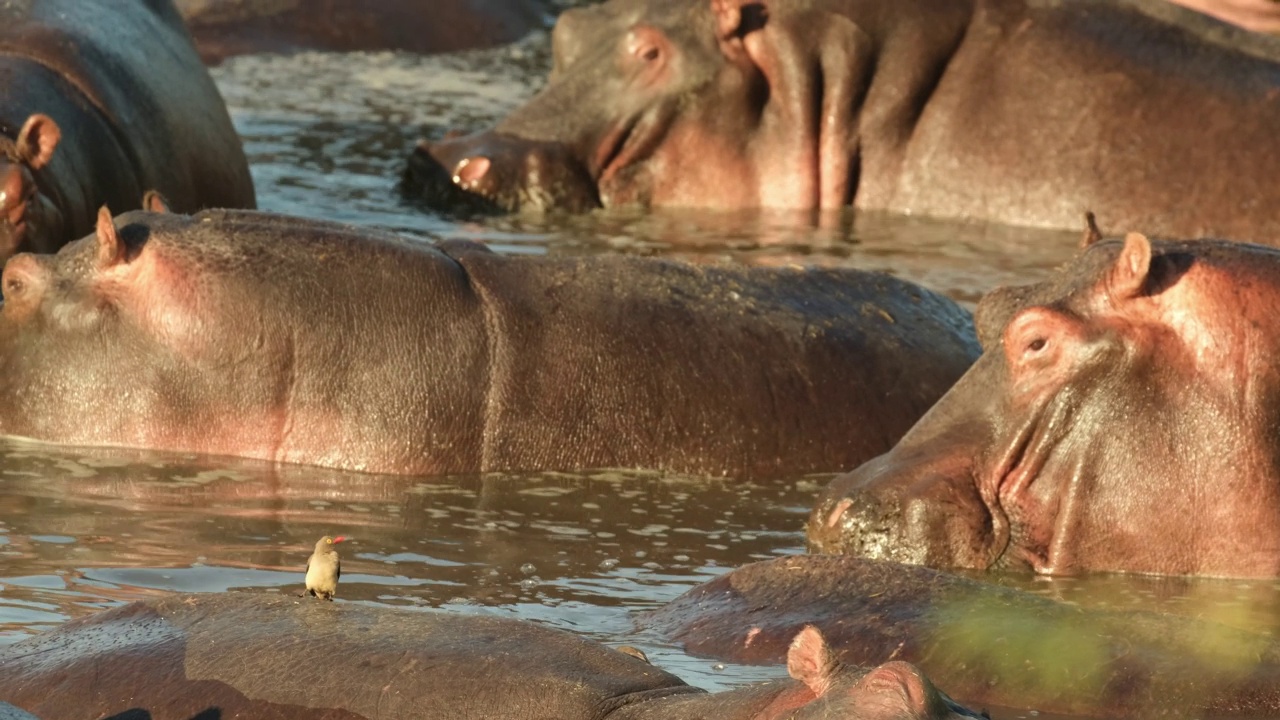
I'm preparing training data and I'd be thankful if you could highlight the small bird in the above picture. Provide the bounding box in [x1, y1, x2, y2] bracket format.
[304, 535, 345, 601]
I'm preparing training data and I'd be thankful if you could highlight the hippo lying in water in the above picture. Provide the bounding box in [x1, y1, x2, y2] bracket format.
[0, 593, 983, 720]
[409, 0, 1280, 242]
[809, 229, 1280, 577]
[0, 207, 977, 477]
[641, 554, 1280, 717]
[174, 0, 551, 64]
[0, 0, 255, 264]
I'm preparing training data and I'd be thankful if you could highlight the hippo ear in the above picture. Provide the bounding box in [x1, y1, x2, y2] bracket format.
[786, 625, 837, 697]
[1079, 211, 1103, 248]
[711, 0, 768, 42]
[1107, 232, 1152, 300]
[94, 206, 126, 268]
[142, 190, 172, 214]
[14, 114, 61, 170]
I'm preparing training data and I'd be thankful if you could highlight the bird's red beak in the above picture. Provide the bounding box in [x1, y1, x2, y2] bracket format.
[333, 536, 346, 543]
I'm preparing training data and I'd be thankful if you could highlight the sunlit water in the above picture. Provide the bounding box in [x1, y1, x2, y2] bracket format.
[0, 28, 1259, 720]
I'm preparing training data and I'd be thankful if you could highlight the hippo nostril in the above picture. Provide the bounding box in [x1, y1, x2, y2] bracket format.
[826, 498, 853, 528]
[453, 157, 491, 188]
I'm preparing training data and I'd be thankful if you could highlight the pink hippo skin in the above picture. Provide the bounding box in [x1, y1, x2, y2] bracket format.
[407, 0, 1280, 242]
[809, 229, 1280, 578]
[0, 0, 255, 264]
[0, 207, 977, 478]
[1166, 0, 1280, 33]
[0, 593, 983, 720]
[173, 0, 551, 64]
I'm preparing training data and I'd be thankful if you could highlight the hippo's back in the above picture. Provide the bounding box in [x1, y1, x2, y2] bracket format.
[0, 593, 698, 720]
[0, 0, 253, 211]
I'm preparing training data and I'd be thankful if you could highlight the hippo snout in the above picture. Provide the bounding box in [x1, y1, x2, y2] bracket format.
[808, 459, 1002, 570]
[404, 131, 600, 214]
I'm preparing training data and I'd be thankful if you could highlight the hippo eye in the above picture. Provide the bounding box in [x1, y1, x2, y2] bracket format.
[1028, 338, 1047, 352]
[641, 46, 660, 62]
[4, 276, 23, 298]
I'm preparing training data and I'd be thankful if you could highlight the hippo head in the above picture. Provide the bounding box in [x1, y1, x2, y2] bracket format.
[0, 114, 65, 261]
[810, 231, 1280, 578]
[408, 0, 871, 213]
[786, 626, 982, 719]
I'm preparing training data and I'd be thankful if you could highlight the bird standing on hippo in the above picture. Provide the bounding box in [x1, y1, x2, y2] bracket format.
[409, 0, 1280, 242]
[0, 593, 985, 720]
[810, 229, 1280, 578]
[0, 206, 977, 478]
[0, 0, 255, 264]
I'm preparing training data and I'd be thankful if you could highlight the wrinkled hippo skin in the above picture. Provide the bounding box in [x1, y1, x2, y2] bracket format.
[809, 231, 1280, 577]
[0, 592, 982, 720]
[0, 0, 255, 265]
[174, 0, 552, 64]
[0, 207, 977, 477]
[408, 0, 1280, 242]
[641, 555, 1280, 718]
[1168, 0, 1280, 33]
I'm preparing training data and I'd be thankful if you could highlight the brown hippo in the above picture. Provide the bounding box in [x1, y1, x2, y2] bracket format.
[808, 229, 1280, 577]
[641, 554, 1280, 718]
[0, 206, 977, 478]
[0, 0, 255, 264]
[0, 592, 984, 720]
[407, 0, 1280, 242]
[174, 0, 551, 64]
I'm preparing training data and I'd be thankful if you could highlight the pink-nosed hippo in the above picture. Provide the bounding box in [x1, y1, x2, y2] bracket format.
[641, 554, 1280, 718]
[173, 0, 552, 64]
[0, 592, 984, 720]
[809, 228, 1280, 577]
[0, 0, 255, 265]
[0, 207, 978, 478]
[407, 0, 1280, 242]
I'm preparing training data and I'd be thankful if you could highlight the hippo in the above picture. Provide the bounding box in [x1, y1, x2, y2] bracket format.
[0, 0, 255, 264]
[0, 206, 977, 478]
[640, 554, 1280, 718]
[0, 592, 984, 720]
[407, 0, 1280, 242]
[174, 0, 551, 64]
[808, 228, 1280, 577]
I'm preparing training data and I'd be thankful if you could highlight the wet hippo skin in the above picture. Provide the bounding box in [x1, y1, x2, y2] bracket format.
[409, 0, 1280, 242]
[0, 0, 255, 264]
[0, 592, 983, 720]
[0, 207, 978, 478]
[810, 231, 1280, 578]
[640, 555, 1280, 718]
[174, 0, 553, 64]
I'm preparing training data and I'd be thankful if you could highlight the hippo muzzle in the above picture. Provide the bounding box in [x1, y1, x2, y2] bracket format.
[809, 448, 1006, 571]
[406, 131, 600, 214]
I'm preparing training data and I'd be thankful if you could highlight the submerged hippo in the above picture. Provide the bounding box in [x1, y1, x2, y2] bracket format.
[641, 554, 1280, 718]
[809, 230, 1280, 577]
[0, 593, 983, 720]
[174, 0, 551, 64]
[0, 0, 255, 264]
[0, 207, 977, 478]
[408, 0, 1280, 242]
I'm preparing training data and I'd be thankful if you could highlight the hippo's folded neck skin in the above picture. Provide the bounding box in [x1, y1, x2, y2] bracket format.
[811, 230, 1280, 578]
[411, 0, 974, 214]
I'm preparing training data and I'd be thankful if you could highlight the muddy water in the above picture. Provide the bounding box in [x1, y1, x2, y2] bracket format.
[0, 31, 1258, 720]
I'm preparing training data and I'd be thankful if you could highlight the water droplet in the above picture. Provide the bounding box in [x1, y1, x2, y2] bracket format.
[599, 558, 619, 570]
[520, 563, 537, 575]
